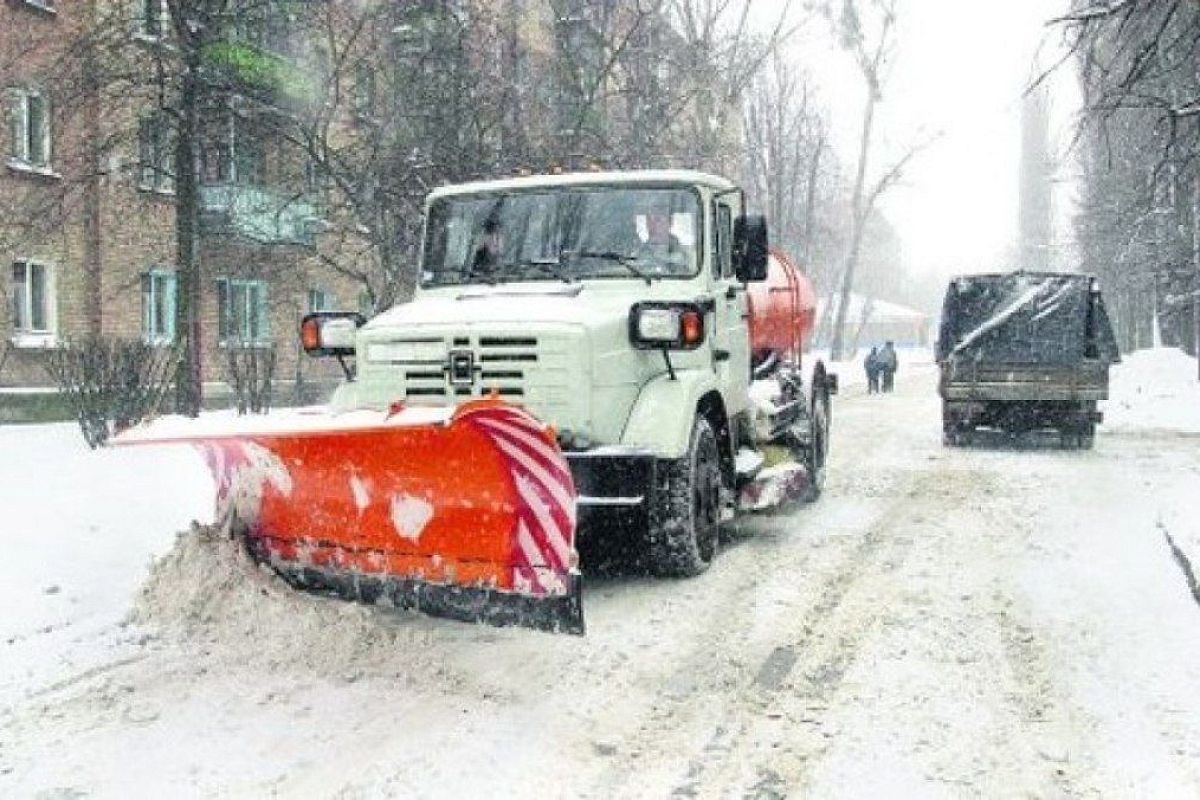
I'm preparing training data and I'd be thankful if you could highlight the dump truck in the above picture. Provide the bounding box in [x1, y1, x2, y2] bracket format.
[936, 270, 1120, 448]
[117, 170, 835, 634]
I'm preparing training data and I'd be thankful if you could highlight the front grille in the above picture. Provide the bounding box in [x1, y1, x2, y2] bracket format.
[370, 335, 542, 401]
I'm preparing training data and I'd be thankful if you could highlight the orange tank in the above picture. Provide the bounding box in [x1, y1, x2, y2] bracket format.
[746, 248, 817, 365]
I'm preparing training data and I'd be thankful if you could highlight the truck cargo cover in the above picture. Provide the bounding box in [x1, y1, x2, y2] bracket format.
[937, 272, 1119, 365]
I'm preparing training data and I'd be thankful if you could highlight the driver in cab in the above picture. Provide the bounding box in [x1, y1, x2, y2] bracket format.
[632, 204, 690, 275]
[468, 217, 505, 281]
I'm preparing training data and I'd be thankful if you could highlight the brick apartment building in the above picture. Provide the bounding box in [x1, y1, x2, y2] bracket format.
[0, 0, 362, 408]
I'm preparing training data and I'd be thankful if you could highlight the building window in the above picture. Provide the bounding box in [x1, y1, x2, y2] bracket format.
[138, 113, 174, 192]
[307, 288, 335, 312]
[201, 130, 263, 185]
[10, 260, 55, 340]
[353, 64, 375, 121]
[136, 0, 165, 38]
[358, 290, 375, 319]
[19, 1, 56, 14]
[217, 278, 270, 344]
[141, 269, 176, 343]
[6, 89, 52, 168]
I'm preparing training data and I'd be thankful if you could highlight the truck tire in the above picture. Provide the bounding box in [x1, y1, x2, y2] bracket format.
[1061, 419, 1095, 450]
[647, 414, 722, 577]
[802, 383, 830, 502]
[942, 406, 969, 446]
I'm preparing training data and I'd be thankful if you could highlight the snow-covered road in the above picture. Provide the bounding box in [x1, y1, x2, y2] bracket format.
[3, 354, 1200, 798]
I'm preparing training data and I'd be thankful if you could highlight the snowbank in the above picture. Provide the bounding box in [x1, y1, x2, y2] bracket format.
[134, 523, 450, 684]
[1102, 347, 1200, 433]
[0, 423, 213, 705]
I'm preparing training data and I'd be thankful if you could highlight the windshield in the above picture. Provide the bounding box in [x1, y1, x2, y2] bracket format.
[420, 187, 700, 286]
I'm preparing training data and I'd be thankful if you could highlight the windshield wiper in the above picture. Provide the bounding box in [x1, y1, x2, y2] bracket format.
[570, 250, 654, 285]
[517, 257, 574, 284]
[487, 258, 573, 284]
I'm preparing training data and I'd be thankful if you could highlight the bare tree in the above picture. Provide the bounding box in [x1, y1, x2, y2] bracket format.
[1059, 0, 1200, 367]
[741, 52, 836, 283]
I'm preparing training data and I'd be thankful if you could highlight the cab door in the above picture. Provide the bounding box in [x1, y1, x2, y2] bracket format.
[710, 192, 751, 415]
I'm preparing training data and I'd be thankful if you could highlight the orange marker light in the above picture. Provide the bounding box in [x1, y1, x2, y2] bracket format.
[301, 317, 322, 352]
[681, 310, 703, 346]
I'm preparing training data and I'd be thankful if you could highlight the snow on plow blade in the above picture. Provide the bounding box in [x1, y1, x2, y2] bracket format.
[114, 399, 584, 635]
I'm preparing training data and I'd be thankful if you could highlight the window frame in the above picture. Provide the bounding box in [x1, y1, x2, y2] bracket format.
[9, 259, 57, 347]
[307, 287, 336, 313]
[7, 87, 53, 171]
[353, 63, 376, 122]
[217, 277, 272, 346]
[141, 268, 177, 345]
[18, 0, 57, 15]
[138, 112, 175, 194]
[419, 183, 706, 287]
[134, 0, 167, 40]
[713, 201, 733, 280]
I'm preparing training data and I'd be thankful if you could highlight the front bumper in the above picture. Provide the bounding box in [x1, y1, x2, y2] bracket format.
[565, 447, 656, 511]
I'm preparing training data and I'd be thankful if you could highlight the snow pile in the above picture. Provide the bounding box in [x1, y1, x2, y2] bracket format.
[132, 523, 446, 683]
[1103, 347, 1200, 433]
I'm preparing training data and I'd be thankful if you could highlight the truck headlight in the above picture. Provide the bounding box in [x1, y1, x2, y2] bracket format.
[629, 302, 706, 350]
[301, 311, 365, 357]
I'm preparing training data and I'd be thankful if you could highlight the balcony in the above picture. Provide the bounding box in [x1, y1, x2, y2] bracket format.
[200, 183, 321, 247]
[201, 40, 317, 108]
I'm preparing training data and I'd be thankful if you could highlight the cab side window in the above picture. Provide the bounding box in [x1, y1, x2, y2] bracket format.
[714, 203, 733, 279]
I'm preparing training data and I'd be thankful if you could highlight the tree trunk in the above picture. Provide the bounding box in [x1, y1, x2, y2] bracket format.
[1193, 173, 1200, 375]
[82, 0, 103, 336]
[800, 136, 823, 267]
[174, 58, 204, 417]
[829, 89, 877, 362]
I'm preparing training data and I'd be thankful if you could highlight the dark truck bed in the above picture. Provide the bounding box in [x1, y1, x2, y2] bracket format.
[936, 271, 1120, 447]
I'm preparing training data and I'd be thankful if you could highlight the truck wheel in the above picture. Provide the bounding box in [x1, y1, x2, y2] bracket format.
[803, 384, 830, 502]
[1062, 420, 1095, 450]
[942, 407, 966, 446]
[647, 415, 722, 577]
[1080, 422, 1096, 449]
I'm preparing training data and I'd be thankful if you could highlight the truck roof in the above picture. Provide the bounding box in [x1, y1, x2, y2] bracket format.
[948, 270, 1096, 284]
[427, 169, 737, 201]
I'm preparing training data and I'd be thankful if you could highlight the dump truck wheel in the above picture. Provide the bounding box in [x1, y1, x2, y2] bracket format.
[942, 407, 965, 446]
[1080, 422, 1096, 449]
[647, 415, 722, 577]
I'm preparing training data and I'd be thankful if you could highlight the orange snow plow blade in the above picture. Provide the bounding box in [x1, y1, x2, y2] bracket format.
[114, 399, 583, 634]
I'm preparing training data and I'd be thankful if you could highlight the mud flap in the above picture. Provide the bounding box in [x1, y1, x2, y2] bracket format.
[114, 398, 585, 635]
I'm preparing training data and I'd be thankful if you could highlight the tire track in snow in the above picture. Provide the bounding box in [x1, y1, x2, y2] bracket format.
[666, 468, 995, 799]
[599, 466, 961, 798]
[581, 368, 942, 799]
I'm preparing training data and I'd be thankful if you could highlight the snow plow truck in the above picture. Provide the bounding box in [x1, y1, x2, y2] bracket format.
[117, 170, 835, 634]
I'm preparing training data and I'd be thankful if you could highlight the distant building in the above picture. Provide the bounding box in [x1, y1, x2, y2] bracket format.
[1, 0, 360, 406]
[816, 293, 933, 350]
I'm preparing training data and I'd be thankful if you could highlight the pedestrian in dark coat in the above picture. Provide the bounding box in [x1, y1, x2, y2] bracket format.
[879, 341, 898, 392]
[865, 346, 881, 394]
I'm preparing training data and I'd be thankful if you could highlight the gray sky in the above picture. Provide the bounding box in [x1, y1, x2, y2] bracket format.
[759, 0, 1077, 280]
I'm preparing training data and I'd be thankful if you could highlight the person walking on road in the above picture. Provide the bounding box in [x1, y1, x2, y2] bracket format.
[879, 341, 898, 392]
[864, 346, 881, 394]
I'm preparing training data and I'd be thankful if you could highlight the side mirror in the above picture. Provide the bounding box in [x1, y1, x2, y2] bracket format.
[733, 214, 769, 283]
[301, 311, 365, 357]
